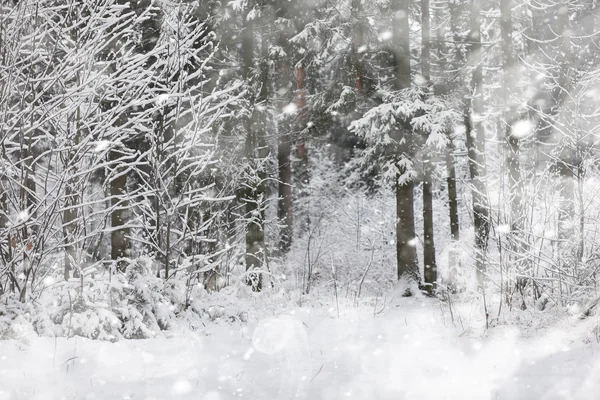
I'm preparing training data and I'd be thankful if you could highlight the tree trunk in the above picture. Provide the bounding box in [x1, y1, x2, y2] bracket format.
[446, 143, 460, 242]
[63, 183, 78, 280]
[278, 135, 293, 253]
[501, 0, 527, 297]
[556, 1, 575, 270]
[396, 179, 419, 282]
[63, 100, 82, 281]
[422, 156, 437, 290]
[109, 149, 130, 272]
[295, 66, 310, 235]
[421, 0, 437, 293]
[0, 142, 11, 294]
[501, 0, 522, 232]
[466, 0, 490, 286]
[440, 0, 463, 289]
[277, 4, 293, 253]
[351, 0, 365, 94]
[392, 0, 419, 285]
[105, 1, 161, 273]
[242, 3, 268, 291]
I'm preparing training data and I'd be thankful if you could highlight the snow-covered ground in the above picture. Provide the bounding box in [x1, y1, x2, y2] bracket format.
[1, 296, 599, 400]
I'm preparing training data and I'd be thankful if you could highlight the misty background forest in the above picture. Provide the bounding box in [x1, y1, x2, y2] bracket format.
[2, 0, 600, 398]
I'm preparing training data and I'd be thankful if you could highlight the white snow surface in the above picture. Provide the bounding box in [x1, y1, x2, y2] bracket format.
[1, 297, 599, 400]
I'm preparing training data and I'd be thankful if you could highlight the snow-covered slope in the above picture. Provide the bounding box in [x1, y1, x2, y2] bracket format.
[1, 297, 598, 400]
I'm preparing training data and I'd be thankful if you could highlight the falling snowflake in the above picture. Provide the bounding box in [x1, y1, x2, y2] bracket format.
[498, 224, 511, 234]
[510, 119, 535, 140]
[380, 31, 392, 41]
[283, 103, 298, 115]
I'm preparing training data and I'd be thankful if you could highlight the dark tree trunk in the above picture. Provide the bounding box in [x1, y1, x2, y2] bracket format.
[446, 144, 460, 242]
[445, 141, 461, 289]
[421, 0, 437, 292]
[396, 178, 419, 282]
[278, 136, 293, 253]
[392, 0, 419, 285]
[105, 1, 162, 273]
[351, 0, 365, 94]
[295, 66, 310, 235]
[0, 142, 11, 293]
[276, 4, 293, 253]
[242, 2, 268, 291]
[422, 157, 437, 289]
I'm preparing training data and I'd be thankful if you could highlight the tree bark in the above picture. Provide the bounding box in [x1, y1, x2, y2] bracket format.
[63, 85, 82, 281]
[109, 149, 130, 272]
[446, 143, 460, 242]
[422, 156, 437, 289]
[556, 1, 575, 268]
[278, 135, 293, 252]
[501, 0, 527, 298]
[351, 0, 365, 94]
[295, 66, 310, 235]
[501, 0, 522, 232]
[62, 183, 77, 281]
[242, 2, 268, 291]
[466, 0, 490, 286]
[421, 0, 437, 293]
[105, 0, 162, 273]
[0, 141, 11, 293]
[397, 178, 419, 282]
[276, 3, 293, 253]
[392, 0, 419, 285]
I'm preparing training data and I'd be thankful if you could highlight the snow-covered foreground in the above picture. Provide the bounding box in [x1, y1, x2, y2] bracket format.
[1, 297, 599, 400]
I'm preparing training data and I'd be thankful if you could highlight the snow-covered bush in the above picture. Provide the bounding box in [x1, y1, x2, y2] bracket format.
[0, 258, 212, 340]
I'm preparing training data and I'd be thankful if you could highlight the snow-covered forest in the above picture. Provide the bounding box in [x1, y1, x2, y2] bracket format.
[1, 0, 600, 398]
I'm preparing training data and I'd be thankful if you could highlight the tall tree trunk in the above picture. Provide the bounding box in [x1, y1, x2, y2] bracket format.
[421, 0, 437, 293]
[467, 0, 490, 286]
[17, 126, 38, 301]
[446, 0, 466, 238]
[392, 0, 419, 285]
[277, 4, 293, 253]
[105, 1, 162, 273]
[63, 97, 81, 281]
[422, 156, 437, 290]
[552, 1, 575, 288]
[0, 141, 11, 294]
[242, 3, 268, 291]
[440, 0, 462, 289]
[351, 0, 365, 94]
[397, 180, 418, 283]
[501, 0, 527, 299]
[295, 66, 310, 235]
[445, 140, 461, 288]
[501, 0, 522, 232]
[278, 134, 293, 253]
